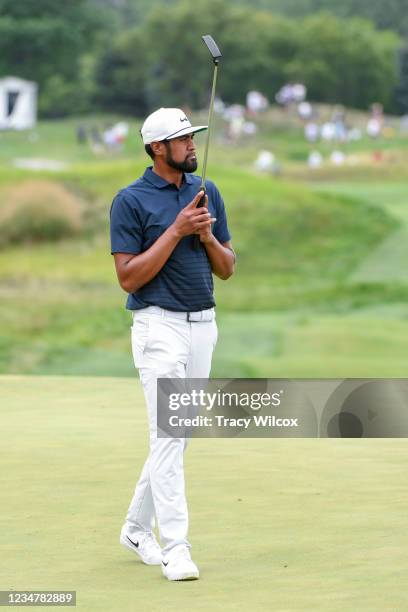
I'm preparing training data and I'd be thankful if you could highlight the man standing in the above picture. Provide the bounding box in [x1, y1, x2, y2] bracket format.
[110, 107, 235, 581]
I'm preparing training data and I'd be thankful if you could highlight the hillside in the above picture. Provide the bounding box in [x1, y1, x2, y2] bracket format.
[0, 164, 400, 376]
[1, 110, 408, 377]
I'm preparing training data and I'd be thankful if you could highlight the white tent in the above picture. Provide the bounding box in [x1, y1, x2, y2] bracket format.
[0, 76, 37, 130]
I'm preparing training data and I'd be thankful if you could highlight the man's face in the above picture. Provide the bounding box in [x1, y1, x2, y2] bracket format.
[164, 134, 198, 172]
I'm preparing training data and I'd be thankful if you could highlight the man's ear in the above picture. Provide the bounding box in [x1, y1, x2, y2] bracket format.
[151, 141, 166, 157]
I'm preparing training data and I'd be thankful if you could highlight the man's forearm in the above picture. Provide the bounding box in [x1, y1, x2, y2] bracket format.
[119, 226, 181, 293]
[203, 235, 235, 280]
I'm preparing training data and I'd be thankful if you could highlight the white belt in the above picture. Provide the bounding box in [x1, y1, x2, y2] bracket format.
[133, 305, 215, 322]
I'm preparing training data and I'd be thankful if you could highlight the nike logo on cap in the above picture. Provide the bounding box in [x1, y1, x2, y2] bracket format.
[180, 117, 188, 122]
[126, 535, 139, 548]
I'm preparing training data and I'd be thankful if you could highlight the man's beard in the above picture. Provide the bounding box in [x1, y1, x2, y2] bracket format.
[165, 143, 198, 173]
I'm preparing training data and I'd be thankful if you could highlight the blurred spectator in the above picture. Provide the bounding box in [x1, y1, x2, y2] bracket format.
[275, 83, 293, 106]
[332, 106, 347, 142]
[90, 126, 104, 155]
[223, 104, 245, 121]
[366, 103, 384, 138]
[227, 117, 244, 142]
[255, 150, 275, 171]
[214, 97, 225, 114]
[223, 104, 245, 143]
[242, 121, 257, 135]
[254, 150, 281, 175]
[246, 90, 268, 115]
[305, 122, 319, 143]
[330, 150, 346, 165]
[366, 118, 382, 138]
[321, 122, 336, 141]
[113, 121, 129, 144]
[298, 101, 313, 120]
[276, 83, 307, 105]
[103, 122, 129, 153]
[308, 151, 323, 169]
[103, 125, 116, 152]
[292, 83, 306, 102]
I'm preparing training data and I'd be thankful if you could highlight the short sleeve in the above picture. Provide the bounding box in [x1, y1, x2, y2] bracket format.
[210, 183, 231, 244]
[110, 192, 143, 255]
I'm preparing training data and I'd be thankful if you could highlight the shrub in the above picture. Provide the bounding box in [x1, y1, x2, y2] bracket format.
[0, 180, 83, 247]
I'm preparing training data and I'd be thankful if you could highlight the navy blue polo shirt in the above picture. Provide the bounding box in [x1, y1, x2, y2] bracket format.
[110, 167, 231, 311]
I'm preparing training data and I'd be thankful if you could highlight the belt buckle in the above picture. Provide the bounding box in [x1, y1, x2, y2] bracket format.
[187, 311, 203, 322]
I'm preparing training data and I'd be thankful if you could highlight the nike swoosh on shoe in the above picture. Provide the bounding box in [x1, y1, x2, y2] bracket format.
[126, 535, 139, 548]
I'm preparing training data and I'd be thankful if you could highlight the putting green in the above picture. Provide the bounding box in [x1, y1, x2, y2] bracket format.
[1, 375, 408, 611]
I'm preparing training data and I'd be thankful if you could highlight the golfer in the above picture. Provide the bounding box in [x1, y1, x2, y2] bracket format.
[110, 107, 235, 581]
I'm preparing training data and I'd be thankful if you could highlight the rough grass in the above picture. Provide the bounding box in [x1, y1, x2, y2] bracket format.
[2, 375, 408, 612]
[1, 281, 408, 378]
[0, 163, 398, 308]
[0, 165, 403, 377]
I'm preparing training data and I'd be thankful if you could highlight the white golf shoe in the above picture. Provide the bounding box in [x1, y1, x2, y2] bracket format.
[162, 545, 199, 581]
[120, 526, 162, 565]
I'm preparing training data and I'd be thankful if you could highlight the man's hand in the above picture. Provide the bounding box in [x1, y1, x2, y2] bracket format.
[172, 190, 216, 239]
[195, 194, 216, 243]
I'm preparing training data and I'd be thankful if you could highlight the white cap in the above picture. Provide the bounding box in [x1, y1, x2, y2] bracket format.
[140, 108, 207, 144]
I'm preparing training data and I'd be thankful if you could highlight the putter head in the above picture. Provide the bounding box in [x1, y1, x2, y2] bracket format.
[202, 35, 222, 64]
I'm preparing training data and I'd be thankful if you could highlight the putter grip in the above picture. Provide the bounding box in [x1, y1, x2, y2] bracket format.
[193, 192, 207, 250]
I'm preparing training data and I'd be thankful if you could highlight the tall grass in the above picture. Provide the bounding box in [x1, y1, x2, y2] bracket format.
[0, 180, 83, 246]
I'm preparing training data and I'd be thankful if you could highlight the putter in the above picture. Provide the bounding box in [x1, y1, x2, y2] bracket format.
[194, 34, 222, 250]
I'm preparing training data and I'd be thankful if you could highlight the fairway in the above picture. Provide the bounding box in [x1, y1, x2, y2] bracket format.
[1, 375, 408, 611]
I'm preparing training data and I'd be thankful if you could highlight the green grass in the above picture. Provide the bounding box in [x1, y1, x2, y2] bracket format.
[310, 182, 408, 284]
[1, 285, 407, 377]
[214, 307, 408, 378]
[0, 169, 405, 378]
[311, 181, 408, 223]
[0, 165, 399, 304]
[2, 375, 408, 612]
[1, 113, 408, 377]
[2, 111, 408, 609]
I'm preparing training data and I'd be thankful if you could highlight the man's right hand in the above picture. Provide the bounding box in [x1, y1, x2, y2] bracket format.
[172, 191, 215, 238]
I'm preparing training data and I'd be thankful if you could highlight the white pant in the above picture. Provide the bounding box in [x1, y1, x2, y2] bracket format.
[124, 306, 217, 555]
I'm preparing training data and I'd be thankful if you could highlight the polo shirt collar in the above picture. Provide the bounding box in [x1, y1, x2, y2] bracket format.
[143, 166, 194, 189]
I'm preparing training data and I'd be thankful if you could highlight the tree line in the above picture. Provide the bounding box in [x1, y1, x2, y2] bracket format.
[0, 0, 406, 117]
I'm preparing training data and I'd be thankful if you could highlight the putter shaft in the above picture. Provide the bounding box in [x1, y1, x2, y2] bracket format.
[200, 61, 219, 191]
[194, 35, 221, 250]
